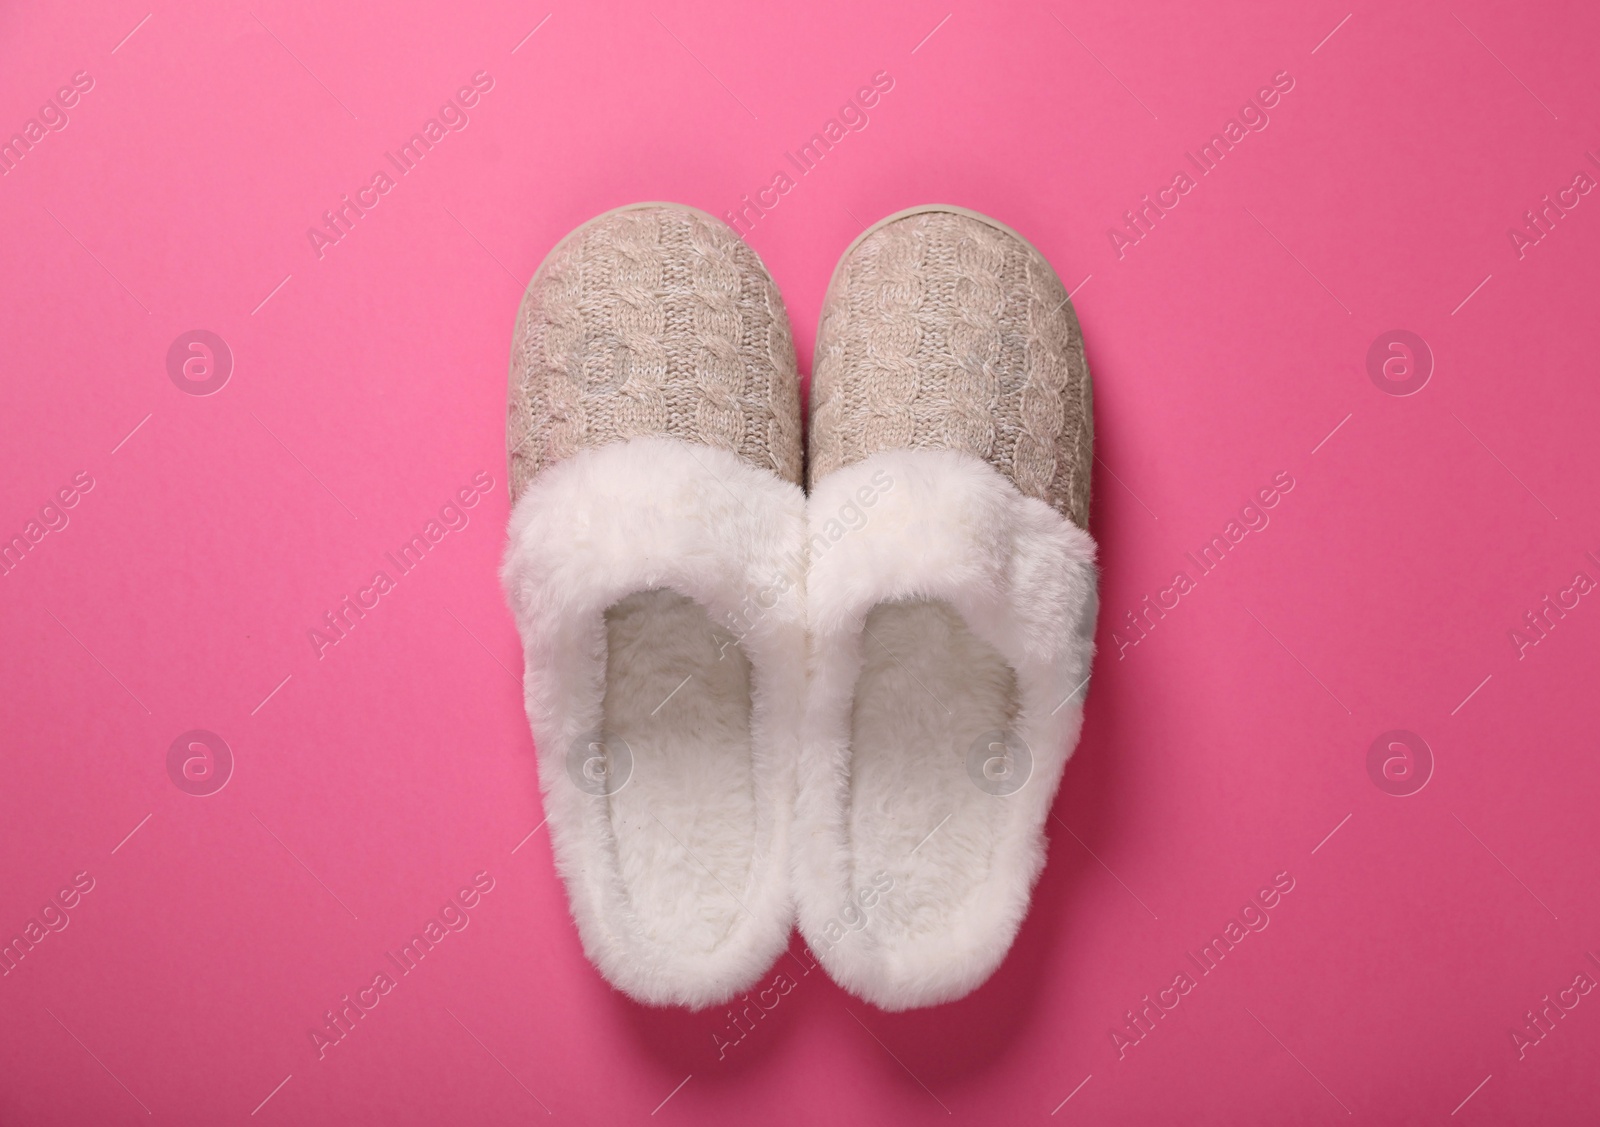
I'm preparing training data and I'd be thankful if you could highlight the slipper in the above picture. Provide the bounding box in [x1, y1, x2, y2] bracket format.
[500, 203, 806, 1009]
[796, 206, 1099, 1010]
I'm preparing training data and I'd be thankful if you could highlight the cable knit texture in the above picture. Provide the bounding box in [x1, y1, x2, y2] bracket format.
[809, 209, 1093, 530]
[508, 204, 802, 502]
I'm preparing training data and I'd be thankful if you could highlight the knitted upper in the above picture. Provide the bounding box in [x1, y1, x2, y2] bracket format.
[808, 210, 1093, 530]
[508, 204, 803, 503]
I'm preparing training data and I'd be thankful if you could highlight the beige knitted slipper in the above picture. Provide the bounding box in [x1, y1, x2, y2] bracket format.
[500, 203, 806, 1009]
[795, 205, 1099, 1010]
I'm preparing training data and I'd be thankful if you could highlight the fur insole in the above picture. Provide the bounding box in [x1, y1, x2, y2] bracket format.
[848, 599, 1020, 943]
[602, 588, 755, 955]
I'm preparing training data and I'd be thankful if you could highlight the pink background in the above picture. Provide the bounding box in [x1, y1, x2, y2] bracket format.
[3, 1, 1599, 1122]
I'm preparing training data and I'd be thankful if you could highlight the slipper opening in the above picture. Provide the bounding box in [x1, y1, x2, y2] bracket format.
[847, 597, 1024, 953]
[599, 587, 757, 956]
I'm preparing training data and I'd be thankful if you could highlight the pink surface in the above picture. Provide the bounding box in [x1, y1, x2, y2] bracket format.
[3, 1, 1599, 1123]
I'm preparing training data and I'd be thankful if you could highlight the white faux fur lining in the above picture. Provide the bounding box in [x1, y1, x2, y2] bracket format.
[501, 436, 806, 1010]
[795, 448, 1098, 1011]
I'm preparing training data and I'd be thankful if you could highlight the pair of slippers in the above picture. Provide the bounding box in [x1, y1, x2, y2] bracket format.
[500, 203, 1098, 1012]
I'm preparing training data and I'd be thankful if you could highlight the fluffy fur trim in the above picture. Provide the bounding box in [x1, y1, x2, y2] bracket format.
[796, 448, 1098, 1010]
[501, 436, 806, 1009]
